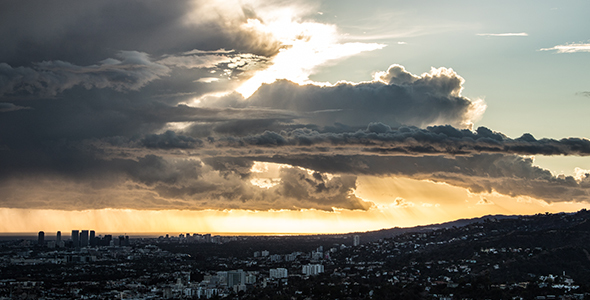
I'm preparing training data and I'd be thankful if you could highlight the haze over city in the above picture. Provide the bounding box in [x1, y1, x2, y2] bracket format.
[1, 0, 589, 234]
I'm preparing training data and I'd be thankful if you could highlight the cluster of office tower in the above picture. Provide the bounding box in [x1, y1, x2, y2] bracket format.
[37, 230, 130, 248]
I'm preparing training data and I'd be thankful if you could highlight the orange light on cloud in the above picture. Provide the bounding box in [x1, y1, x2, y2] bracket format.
[1, 176, 587, 234]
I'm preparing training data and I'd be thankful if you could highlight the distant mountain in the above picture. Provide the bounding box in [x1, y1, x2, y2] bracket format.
[351, 212, 573, 243]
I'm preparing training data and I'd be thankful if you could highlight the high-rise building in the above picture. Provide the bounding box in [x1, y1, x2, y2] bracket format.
[56, 231, 64, 248]
[103, 234, 112, 246]
[353, 235, 360, 246]
[80, 230, 89, 247]
[71, 230, 79, 248]
[227, 270, 246, 287]
[89, 230, 96, 246]
[270, 268, 288, 279]
[302, 264, 324, 276]
[38, 231, 45, 245]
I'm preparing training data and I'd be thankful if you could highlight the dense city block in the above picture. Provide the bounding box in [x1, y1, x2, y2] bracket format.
[2, 210, 590, 299]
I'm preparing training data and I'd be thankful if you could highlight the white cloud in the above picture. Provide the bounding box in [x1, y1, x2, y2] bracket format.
[476, 32, 528, 37]
[540, 43, 590, 53]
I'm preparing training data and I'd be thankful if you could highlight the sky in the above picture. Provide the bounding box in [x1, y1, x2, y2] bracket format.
[1, 0, 589, 234]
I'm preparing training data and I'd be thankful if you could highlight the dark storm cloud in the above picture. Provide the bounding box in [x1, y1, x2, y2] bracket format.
[0, 50, 269, 99]
[123, 155, 204, 187]
[0, 51, 170, 97]
[0, 92, 295, 152]
[0, 0, 281, 67]
[211, 119, 293, 136]
[1, 1, 589, 212]
[0, 153, 369, 211]
[141, 131, 204, 150]
[0, 0, 368, 211]
[2, 84, 587, 211]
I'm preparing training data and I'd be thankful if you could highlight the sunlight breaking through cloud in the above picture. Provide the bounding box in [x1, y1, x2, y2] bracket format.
[235, 18, 385, 97]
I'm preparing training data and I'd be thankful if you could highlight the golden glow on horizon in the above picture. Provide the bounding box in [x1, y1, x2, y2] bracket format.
[1, 176, 587, 234]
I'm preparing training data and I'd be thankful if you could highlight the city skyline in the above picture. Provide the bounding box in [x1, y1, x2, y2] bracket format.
[3, 210, 588, 299]
[1, 0, 589, 233]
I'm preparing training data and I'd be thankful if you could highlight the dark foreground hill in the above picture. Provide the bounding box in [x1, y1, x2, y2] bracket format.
[323, 209, 590, 299]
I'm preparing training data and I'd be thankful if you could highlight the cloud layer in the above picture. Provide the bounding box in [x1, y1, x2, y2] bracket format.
[204, 124, 590, 157]
[1, 0, 589, 213]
